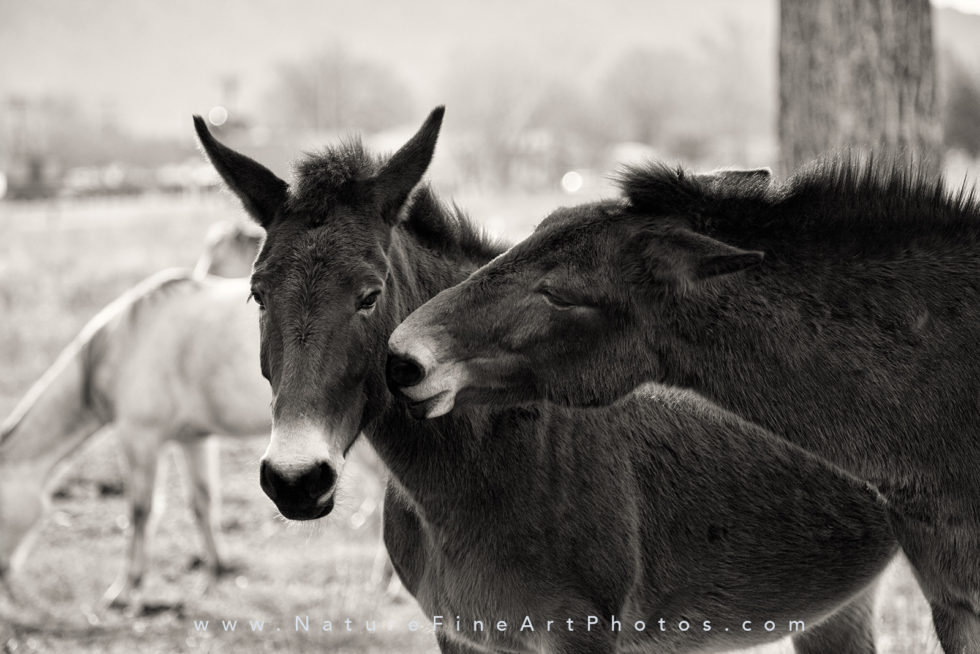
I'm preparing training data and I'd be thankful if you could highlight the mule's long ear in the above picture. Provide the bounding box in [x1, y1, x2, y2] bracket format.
[193, 116, 288, 229]
[374, 106, 445, 222]
[633, 227, 764, 289]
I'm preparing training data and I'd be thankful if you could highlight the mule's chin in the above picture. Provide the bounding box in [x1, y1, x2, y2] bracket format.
[407, 390, 456, 419]
[275, 495, 335, 521]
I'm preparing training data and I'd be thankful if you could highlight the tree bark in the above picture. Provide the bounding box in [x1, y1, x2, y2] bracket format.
[778, 0, 941, 175]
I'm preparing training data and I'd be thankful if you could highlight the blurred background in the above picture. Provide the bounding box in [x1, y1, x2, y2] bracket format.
[1, 0, 977, 652]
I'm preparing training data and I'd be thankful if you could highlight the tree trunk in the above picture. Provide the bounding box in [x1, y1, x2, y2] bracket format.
[778, 0, 941, 175]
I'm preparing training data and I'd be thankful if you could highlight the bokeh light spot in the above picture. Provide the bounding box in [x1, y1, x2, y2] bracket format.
[561, 170, 584, 194]
[208, 106, 229, 127]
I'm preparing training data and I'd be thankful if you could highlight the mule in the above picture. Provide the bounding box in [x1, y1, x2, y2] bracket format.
[197, 108, 898, 654]
[386, 159, 980, 653]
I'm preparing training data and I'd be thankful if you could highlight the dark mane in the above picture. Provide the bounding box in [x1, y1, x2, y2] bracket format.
[401, 185, 507, 262]
[287, 138, 505, 262]
[617, 154, 980, 253]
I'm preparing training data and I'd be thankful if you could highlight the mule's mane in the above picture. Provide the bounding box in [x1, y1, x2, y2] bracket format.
[402, 185, 507, 262]
[617, 155, 980, 249]
[287, 138, 505, 262]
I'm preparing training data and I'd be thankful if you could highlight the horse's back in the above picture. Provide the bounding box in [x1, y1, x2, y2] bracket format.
[105, 271, 269, 437]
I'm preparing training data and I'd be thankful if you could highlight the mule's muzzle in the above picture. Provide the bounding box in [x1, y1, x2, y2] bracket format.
[259, 460, 337, 520]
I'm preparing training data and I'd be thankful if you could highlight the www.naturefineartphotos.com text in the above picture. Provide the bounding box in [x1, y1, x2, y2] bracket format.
[190, 615, 808, 636]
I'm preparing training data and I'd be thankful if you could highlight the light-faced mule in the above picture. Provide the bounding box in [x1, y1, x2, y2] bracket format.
[387, 160, 980, 653]
[197, 109, 898, 654]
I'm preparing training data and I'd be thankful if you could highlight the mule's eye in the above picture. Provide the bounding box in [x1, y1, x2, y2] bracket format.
[249, 289, 266, 310]
[538, 287, 578, 309]
[358, 289, 381, 312]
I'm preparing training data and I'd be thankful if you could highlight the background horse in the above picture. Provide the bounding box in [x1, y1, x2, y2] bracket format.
[0, 270, 267, 609]
[0, 224, 396, 610]
[193, 220, 265, 279]
[385, 160, 980, 653]
[197, 107, 898, 654]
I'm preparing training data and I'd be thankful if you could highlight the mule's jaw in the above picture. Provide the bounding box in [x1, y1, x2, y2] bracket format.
[407, 390, 456, 419]
[275, 494, 335, 521]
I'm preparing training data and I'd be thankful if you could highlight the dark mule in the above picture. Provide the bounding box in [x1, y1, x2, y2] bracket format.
[196, 112, 896, 653]
[387, 160, 980, 653]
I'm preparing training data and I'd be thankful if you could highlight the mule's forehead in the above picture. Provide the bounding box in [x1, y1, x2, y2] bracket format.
[255, 220, 388, 285]
[516, 203, 623, 262]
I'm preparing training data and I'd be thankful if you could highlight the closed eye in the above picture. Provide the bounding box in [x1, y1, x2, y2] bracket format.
[538, 287, 583, 310]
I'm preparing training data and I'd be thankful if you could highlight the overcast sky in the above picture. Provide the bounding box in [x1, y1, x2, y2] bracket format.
[1, 0, 975, 140]
[934, 0, 980, 13]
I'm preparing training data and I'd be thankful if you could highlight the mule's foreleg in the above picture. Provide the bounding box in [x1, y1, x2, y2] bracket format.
[930, 601, 980, 654]
[178, 437, 228, 581]
[102, 424, 164, 610]
[790, 581, 879, 654]
[546, 628, 616, 654]
[435, 631, 500, 653]
[896, 513, 980, 654]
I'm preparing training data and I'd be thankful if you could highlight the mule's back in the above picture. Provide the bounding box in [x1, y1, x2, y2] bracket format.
[607, 385, 896, 640]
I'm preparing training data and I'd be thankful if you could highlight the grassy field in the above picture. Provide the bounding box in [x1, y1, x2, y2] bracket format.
[0, 194, 940, 653]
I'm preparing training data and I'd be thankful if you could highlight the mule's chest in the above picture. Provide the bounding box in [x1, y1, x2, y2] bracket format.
[385, 508, 556, 652]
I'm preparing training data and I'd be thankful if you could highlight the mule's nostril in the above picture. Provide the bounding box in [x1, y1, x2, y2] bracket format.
[260, 460, 336, 506]
[303, 462, 337, 499]
[386, 353, 426, 388]
[259, 460, 278, 500]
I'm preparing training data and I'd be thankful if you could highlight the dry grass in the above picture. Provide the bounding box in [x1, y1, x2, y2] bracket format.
[0, 194, 939, 653]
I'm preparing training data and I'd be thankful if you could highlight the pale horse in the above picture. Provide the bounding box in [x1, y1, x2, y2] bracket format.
[0, 223, 393, 610]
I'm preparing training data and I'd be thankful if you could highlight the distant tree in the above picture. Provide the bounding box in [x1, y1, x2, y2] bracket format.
[943, 57, 980, 157]
[267, 45, 414, 132]
[779, 0, 941, 173]
[445, 52, 600, 188]
[599, 48, 694, 146]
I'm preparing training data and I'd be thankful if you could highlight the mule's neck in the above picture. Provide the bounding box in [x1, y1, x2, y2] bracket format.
[386, 225, 489, 322]
[645, 277, 900, 481]
[0, 336, 106, 473]
[364, 223, 507, 506]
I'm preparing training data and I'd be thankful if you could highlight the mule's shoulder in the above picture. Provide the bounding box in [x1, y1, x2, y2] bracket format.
[623, 383, 739, 426]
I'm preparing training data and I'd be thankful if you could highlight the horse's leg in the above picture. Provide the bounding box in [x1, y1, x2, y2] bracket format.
[102, 422, 165, 611]
[370, 518, 402, 598]
[177, 437, 228, 582]
[791, 581, 879, 654]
